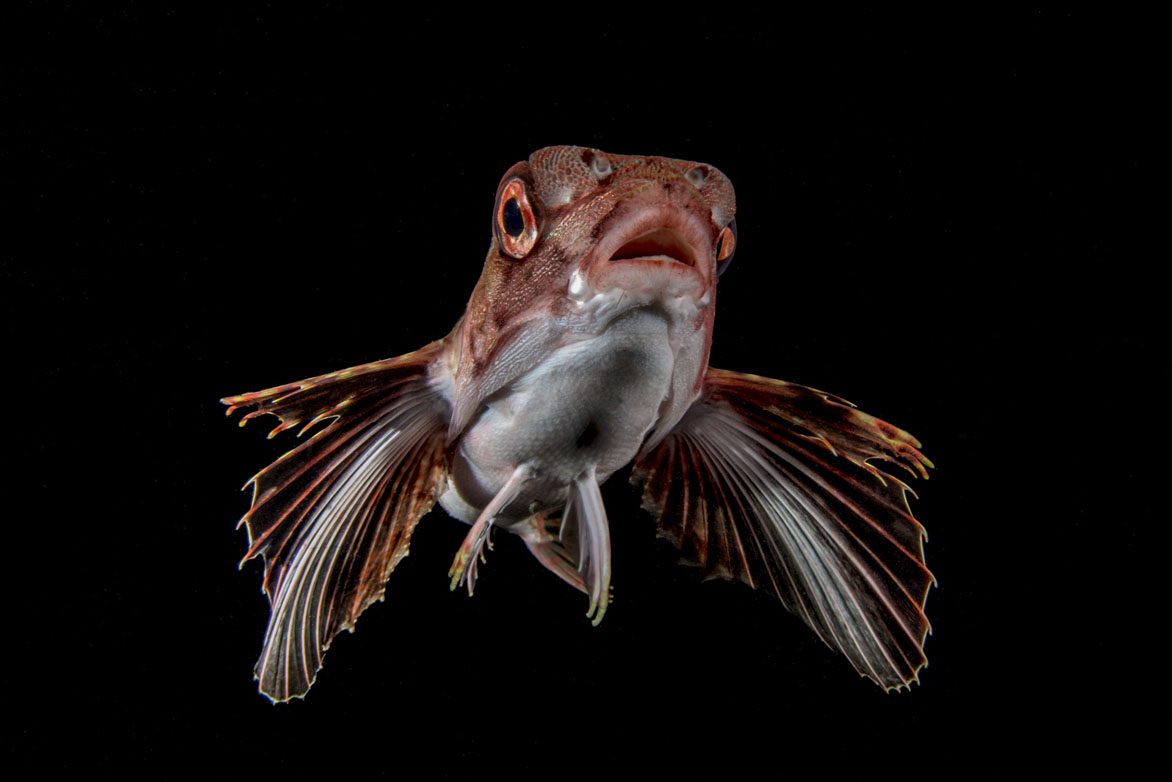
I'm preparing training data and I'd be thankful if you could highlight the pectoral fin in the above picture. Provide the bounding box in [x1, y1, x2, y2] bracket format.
[223, 341, 449, 701]
[631, 368, 934, 690]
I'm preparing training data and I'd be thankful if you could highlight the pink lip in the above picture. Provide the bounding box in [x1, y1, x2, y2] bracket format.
[584, 204, 715, 284]
[608, 227, 697, 267]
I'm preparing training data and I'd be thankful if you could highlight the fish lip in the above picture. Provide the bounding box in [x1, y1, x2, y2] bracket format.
[607, 227, 697, 267]
[583, 204, 715, 281]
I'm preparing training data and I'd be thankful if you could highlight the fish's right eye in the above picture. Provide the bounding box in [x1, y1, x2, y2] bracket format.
[715, 219, 737, 276]
[495, 178, 540, 259]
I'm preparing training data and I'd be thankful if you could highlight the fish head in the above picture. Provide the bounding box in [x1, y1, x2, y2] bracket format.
[483, 146, 736, 319]
[448, 146, 737, 435]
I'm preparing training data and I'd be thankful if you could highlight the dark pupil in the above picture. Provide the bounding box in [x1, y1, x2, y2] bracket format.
[502, 198, 525, 238]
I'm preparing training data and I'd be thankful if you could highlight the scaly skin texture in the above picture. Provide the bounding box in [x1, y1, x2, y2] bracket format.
[223, 146, 933, 702]
[442, 147, 735, 441]
[433, 147, 738, 618]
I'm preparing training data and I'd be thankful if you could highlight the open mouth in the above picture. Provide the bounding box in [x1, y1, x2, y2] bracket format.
[608, 227, 697, 267]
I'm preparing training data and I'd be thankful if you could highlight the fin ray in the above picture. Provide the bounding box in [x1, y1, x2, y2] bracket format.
[633, 367, 933, 690]
[520, 512, 588, 593]
[564, 467, 612, 625]
[223, 341, 449, 701]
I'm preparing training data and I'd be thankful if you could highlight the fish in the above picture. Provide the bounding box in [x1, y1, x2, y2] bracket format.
[222, 145, 935, 702]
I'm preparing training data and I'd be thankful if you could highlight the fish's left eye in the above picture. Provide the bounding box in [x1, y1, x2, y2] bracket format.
[715, 219, 737, 276]
[495, 178, 540, 259]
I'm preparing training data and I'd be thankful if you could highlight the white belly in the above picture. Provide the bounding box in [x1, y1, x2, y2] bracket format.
[439, 308, 674, 525]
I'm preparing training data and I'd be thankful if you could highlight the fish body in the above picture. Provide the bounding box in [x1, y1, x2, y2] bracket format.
[224, 146, 934, 701]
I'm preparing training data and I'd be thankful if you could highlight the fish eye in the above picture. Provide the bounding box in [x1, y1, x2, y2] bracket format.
[715, 219, 737, 276]
[502, 199, 524, 237]
[495, 178, 540, 259]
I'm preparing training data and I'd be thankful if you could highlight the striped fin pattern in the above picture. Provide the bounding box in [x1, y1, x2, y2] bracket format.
[223, 342, 449, 701]
[633, 368, 934, 690]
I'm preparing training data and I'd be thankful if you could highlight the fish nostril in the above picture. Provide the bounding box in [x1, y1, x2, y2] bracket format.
[582, 149, 613, 178]
[591, 154, 612, 178]
[686, 166, 709, 189]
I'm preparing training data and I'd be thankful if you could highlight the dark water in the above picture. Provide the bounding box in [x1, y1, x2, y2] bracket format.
[8, 7, 1155, 773]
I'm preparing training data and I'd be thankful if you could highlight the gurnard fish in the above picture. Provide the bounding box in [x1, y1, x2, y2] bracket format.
[223, 146, 935, 702]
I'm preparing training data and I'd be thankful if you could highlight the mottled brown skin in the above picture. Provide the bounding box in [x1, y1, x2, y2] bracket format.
[448, 147, 735, 437]
[222, 145, 933, 702]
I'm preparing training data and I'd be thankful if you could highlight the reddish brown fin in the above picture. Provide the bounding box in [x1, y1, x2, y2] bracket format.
[222, 341, 449, 702]
[632, 368, 934, 691]
[519, 512, 587, 594]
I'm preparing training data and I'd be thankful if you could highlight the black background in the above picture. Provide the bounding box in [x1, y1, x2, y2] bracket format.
[7, 7, 1156, 773]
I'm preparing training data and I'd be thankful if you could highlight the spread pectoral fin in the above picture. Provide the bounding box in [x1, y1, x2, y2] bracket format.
[223, 341, 450, 701]
[632, 368, 934, 690]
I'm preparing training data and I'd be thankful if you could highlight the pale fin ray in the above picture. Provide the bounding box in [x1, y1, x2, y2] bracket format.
[562, 467, 612, 625]
[633, 367, 933, 691]
[223, 342, 449, 702]
[448, 463, 535, 595]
